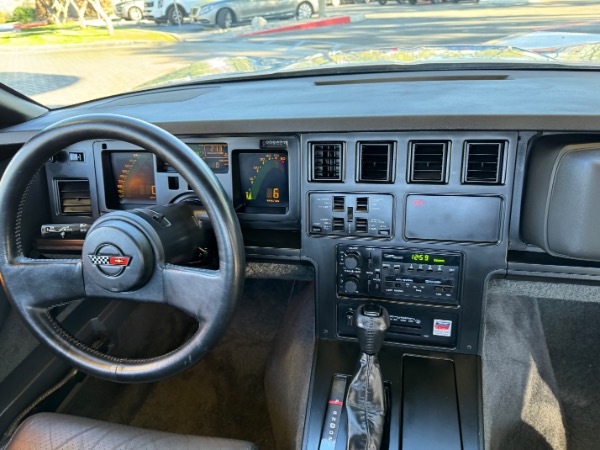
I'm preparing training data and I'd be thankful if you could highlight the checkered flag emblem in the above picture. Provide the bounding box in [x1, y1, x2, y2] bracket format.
[89, 255, 110, 265]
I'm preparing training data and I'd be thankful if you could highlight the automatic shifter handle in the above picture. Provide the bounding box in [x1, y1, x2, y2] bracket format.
[346, 304, 390, 450]
[356, 304, 390, 355]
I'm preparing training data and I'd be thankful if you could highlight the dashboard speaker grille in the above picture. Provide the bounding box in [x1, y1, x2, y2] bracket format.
[310, 142, 343, 181]
[463, 141, 505, 184]
[56, 179, 92, 215]
[409, 142, 448, 183]
[358, 142, 393, 182]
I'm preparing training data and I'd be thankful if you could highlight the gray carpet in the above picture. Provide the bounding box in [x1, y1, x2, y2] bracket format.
[483, 279, 600, 450]
[0, 309, 39, 383]
[59, 279, 299, 450]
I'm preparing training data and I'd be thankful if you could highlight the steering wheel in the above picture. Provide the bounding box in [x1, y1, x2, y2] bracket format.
[0, 114, 245, 383]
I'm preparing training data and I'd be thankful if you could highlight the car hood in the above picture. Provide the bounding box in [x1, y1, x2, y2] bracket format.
[139, 44, 600, 90]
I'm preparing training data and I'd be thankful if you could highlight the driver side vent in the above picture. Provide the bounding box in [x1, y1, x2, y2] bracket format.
[463, 141, 505, 184]
[408, 141, 448, 184]
[310, 142, 343, 181]
[56, 179, 92, 216]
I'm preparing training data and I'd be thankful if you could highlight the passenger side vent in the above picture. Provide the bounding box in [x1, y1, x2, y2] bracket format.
[463, 141, 505, 184]
[408, 142, 448, 183]
[357, 142, 394, 183]
[310, 142, 343, 181]
[56, 179, 92, 216]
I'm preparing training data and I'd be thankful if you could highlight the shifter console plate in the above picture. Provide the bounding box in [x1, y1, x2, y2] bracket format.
[319, 374, 348, 450]
[338, 301, 458, 348]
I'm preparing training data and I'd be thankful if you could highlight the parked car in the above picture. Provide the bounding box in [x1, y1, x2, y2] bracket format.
[190, 0, 318, 29]
[144, 0, 197, 24]
[377, 0, 478, 4]
[114, 0, 145, 20]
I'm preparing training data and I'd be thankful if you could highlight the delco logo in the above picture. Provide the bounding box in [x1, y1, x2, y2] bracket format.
[432, 319, 452, 337]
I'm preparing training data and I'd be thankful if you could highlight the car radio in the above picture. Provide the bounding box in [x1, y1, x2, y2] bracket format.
[337, 245, 462, 305]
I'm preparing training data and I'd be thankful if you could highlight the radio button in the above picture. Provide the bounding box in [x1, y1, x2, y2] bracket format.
[344, 277, 359, 294]
[344, 254, 360, 270]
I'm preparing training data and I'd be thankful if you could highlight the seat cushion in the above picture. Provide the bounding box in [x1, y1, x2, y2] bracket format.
[6, 413, 258, 450]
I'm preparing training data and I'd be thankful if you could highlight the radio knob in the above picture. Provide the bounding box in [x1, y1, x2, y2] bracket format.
[344, 254, 360, 270]
[344, 276, 359, 294]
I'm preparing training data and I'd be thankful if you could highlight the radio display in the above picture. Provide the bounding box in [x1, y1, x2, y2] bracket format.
[238, 151, 288, 210]
[110, 152, 156, 205]
[410, 253, 447, 265]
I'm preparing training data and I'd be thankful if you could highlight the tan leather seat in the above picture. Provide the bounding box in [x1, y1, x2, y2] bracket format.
[6, 413, 257, 450]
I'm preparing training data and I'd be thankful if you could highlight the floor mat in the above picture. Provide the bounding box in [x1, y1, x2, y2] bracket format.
[59, 279, 295, 450]
[537, 298, 600, 450]
[483, 279, 600, 450]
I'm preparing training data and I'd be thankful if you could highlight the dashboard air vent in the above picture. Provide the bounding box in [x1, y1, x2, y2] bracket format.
[310, 142, 343, 181]
[358, 142, 393, 182]
[56, 179, 92, 216]
[409, 142, 448, 183]
[463, 141, 505, 184]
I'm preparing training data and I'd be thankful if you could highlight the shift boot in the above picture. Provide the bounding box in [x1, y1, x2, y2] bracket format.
[345, 304, 390, 450]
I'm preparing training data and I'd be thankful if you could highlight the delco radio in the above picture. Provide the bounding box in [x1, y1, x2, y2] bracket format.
[337, 245, 462, 305]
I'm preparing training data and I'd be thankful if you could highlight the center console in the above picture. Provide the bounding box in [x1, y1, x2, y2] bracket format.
[302, 131, 517, 450]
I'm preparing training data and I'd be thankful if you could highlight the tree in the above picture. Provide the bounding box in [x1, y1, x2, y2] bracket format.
[35, 0, 114, 34]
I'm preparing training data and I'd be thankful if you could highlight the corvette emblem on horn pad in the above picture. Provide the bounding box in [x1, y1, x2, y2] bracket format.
[88, 244, 132, 277]
[88, 255, 131, 266]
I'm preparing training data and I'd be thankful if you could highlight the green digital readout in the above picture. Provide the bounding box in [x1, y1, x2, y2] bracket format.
[410, 253, 447, 265]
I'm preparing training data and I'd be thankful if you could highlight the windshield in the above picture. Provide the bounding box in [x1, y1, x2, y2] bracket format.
[0, 0, 598, 107]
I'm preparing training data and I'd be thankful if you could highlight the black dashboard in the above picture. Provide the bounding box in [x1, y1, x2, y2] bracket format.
[3, 68, 600, 358]
[5, 67, 600, 450]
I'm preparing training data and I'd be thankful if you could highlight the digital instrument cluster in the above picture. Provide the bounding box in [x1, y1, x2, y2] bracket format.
[236, 151, 289, 213]
[103, 146, 289, 215]
[109, 152, 156, 205]
[157, 143, 229, 173]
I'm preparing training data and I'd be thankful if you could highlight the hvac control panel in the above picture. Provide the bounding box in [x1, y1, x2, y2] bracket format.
[337, 245, 462, 306]
[308, 193, 394, 238]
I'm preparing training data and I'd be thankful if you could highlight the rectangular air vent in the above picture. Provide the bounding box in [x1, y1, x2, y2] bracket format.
[358, 142, 393, 182]
[310, 142, 343, 181]
[409, 142, 448, 183]
[56, 179, 92, 216]
[463, 142, 505, 184]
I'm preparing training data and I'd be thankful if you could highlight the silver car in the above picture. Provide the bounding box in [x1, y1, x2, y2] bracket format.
[190, 0, 318, 29]
[114, 0, 145, 20]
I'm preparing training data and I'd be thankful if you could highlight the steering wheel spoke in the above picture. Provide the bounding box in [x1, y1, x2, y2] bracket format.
[3, 258, 84, 309]
[162, 264, 226, 322]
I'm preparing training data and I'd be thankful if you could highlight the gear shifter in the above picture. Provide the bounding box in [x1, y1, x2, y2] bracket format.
[346, 304, 390, 450]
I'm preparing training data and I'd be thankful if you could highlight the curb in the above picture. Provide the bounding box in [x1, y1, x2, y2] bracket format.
[0, 39, 176, 52]
[238, 14, 364, 37]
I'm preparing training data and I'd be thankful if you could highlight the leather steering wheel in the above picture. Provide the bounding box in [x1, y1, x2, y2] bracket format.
[0, 114, 245, 383]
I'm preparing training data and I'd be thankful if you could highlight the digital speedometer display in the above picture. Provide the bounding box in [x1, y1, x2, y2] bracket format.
[110, 152, 156, 204]
[157, 143, 229, 174]
[238, 151, 288, 210]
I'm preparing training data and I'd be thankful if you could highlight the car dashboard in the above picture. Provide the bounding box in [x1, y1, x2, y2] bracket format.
[3, 67, 600, 449]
